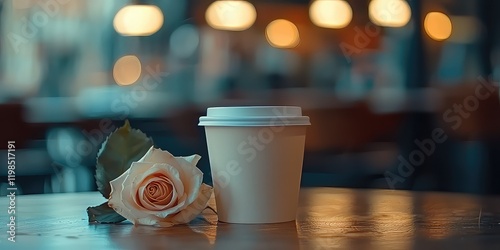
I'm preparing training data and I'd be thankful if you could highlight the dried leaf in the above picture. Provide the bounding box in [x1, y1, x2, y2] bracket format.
[95, 120, 153, 198]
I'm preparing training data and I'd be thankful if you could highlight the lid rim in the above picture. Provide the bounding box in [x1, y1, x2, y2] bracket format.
[200, 124, 310, 127]
[198, 117, 310, 127]
[199, 106, 310, 126]
[206, 106, 303, 117]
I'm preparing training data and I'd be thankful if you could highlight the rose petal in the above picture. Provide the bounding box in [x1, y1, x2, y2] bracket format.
[137, 147, 203, 205]
[129, 163, 185, 213]
[159, 184, 213, 226]
[135, 163, 190, 216]
[174, 156, 203, 204]
[144, 176, 174, 204]
[109, 147, 211, 227]
[138, 163, 185, 197]
[108, 169, 129, 214]
[135, 215, 159, 226]
[150, 155, 205, 218]
[154, 194, 188, 218]
[118, 163, 168, 219]
[142, 154, 205, 219]
[140, 176, 169, 201]
[113, 162, 178, 222]
[109, 167, 149, 222]
[154, 221, 175, 227]
[137, 176, 177, 211]
[138, 147, 175, 164]
[143, 178, 165, 201]
[182, 154, 202, 165]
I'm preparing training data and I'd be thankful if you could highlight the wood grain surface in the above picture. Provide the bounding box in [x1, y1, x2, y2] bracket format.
[1, 187, 500, 249]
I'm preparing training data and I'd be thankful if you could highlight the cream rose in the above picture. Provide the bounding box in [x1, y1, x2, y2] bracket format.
[108, 146, 212, 227]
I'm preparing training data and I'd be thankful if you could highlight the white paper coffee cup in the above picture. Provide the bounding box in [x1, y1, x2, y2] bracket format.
[199, 106, 310, 223]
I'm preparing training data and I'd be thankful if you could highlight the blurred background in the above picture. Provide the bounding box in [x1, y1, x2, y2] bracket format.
[1, 0, 500, 195]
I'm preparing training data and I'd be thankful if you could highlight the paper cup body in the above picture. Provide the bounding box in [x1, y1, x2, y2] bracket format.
[199, 106, 310, 223]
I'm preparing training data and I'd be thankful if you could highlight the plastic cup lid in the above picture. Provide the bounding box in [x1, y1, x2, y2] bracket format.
[198, 106, 311, 127]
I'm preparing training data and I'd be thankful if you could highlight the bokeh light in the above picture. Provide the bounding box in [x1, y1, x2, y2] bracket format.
[114, 5, 164, 36]
[369, 0, 411, 27]
[309, 0, 352, 29]
[265, 19, 300, 49]
[205, 1, 257, 31]
[424, 12, 452, 41]
[113, 55, 142, 86]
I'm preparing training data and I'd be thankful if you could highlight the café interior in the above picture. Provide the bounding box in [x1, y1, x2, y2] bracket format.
[1, 0, 500, 196]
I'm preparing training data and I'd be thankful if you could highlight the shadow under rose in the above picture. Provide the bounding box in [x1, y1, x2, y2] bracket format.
[214, 221, 300, 250]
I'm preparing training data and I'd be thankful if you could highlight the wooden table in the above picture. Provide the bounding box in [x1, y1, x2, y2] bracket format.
[1, 187, 500, 249]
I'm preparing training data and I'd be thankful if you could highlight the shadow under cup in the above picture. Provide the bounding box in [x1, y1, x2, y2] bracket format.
[199, 106, 311, 223]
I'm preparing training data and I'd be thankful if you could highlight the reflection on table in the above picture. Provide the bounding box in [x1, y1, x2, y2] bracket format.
[1, 187, 500, 249]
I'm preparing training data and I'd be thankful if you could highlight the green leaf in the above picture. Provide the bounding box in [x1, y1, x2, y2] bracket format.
[87, 202, 126, 224]
[95, 120, 153, 198]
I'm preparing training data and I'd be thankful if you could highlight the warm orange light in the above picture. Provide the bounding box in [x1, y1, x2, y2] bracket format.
[205, 1, 256, 31]
[424, 12, 452, 41]
[114, 5, 164, 36]
[309, 0, 352, 29]
[369, 0, 411, 27]
[113, 55, 142, 86]
[265, 19, 300, 48]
